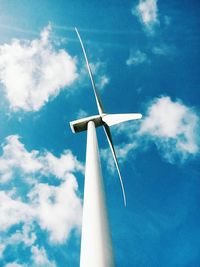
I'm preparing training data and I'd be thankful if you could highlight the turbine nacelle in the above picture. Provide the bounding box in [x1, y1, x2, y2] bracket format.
[70, 114, 103, 133]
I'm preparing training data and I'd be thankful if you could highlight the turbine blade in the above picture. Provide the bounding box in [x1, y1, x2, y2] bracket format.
[102, 113, 142, 127]
[75, 27, 104, 115]
[103, 123, 127, 206]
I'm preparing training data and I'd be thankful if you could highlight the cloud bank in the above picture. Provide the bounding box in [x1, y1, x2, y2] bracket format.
[0, 135, 83, 263]
[0, 25, 77, 112]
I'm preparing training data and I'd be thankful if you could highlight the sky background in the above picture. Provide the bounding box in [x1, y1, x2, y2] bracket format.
[0, 0, 199, 266]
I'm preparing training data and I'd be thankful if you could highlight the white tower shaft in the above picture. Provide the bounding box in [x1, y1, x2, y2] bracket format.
[80, 121, 115, 267]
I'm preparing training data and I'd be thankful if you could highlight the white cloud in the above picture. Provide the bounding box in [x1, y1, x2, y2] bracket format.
[0, 191, 34, 231]
[126, 50, 148, 66]
[0, 223, 36, 260]
[0, 135, 83, 183]
[43, 150, 84, 179]
[0, 135, 83, 247]
[0, 135, 42, 183]
[31, 246, 56, 267]
[0, 178, 82, 244]
[1, 245, 56, 267]
[29, 175, 82, 243]
[133, 0, 159, 32]
[0, 24, 77, 111]
[140, 96, 199, 162]
[7, 223, 37, 247]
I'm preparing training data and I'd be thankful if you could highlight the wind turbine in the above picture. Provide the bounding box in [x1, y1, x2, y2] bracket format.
[70, 28, 142, 267]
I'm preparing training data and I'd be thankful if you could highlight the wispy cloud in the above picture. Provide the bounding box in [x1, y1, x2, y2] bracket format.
[0, 24, 77, 112]
[0, 24, 38, 37]
[152, 44, 175, 56]
[5, 263, 25, 267]
[79, 59, 109, 92]
[90, 61, 109, 91]
[4, 245, 56, 267]
[133, 0, 159, 33]
[53, 24, 137, 36]
[101, 142, 138, 174]
[31, 245, 56, 267]
[164, 16, 171, 26]
[76, 109, 89, 119]
[126, 49, 148, 66]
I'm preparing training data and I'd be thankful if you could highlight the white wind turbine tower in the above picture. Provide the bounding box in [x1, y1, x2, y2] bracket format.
[70, 28, 142, 267]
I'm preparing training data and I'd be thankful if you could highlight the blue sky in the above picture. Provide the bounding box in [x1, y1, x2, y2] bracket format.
[0, 0, 199, 266]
